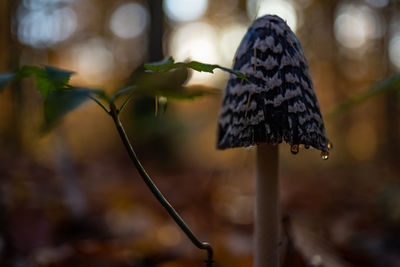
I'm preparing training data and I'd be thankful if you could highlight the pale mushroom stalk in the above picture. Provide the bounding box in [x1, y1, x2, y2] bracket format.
[217, 15, 331, 267]
[255, 143, 279, 267]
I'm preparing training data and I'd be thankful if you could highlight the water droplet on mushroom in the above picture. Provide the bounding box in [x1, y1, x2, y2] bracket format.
[328, 142, 333, 150]
[290, 145, 299, 154]
[304, 144, 310, 149]
[320, 151, 329, 160]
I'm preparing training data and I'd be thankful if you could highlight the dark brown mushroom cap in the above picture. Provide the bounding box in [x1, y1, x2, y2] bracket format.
[217, 15, 330, 152]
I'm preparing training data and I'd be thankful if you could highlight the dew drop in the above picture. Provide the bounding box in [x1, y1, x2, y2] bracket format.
[304, 144, 310, 149]
[290, 145, 299, 155]
[328, 142, 333, 150]
[321, 151, 329, 160]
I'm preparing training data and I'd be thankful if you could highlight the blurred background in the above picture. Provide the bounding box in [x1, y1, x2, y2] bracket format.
[1, 0, 400, 266]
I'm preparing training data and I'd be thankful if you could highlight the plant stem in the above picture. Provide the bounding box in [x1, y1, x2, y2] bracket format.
[255, 143, 279, 267]
[89, 96, 109, 114]
[109, 103, 213, 266]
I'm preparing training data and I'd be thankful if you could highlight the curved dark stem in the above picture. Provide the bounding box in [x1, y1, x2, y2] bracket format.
[109, 103, 214, 266]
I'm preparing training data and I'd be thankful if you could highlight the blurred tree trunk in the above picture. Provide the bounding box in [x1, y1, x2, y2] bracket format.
[383, 0, 400, 163]
[2, 0, 23, 151]
[0, 2, 9, 70]
[306, 0, 342, 154]
[0, 1, 22, 265]
[147, 0, 164, 61]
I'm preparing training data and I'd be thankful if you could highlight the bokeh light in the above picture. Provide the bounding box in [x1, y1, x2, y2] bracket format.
[163, 0, 208, 22]
[246, 0, 298, 32]
[363, 0, 389, 8]
[389, 34, 400, 70]
[23, 0, 74, 9]
[334, 4, 382, 50]
[109, 2, 149, 39]
[169, 22, 218, 63]
[73, 38, 114, 84]
[219, 23, 248, 64]
[17, 2, 77, 48]
[169, 22, 219, 84]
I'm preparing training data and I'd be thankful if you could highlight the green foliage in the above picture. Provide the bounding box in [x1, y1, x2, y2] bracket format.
[1, 65, 76, 97]
[0, 58, 245, 129]
[43, 88, 92, 129]
[143, 57, 175, 72]
[111, 66, 190, 102]
[4, 59, 399, 129]
[44, 66, 75, 84]
[0, 65, 103, 129]
[132, 67, 195, 97]
[144, 57, 248, 81]
[113, 56, 243, 111]
[112, 59, 227, 112]
[326, 73, 400, 119]
[17, 65, 75, 98]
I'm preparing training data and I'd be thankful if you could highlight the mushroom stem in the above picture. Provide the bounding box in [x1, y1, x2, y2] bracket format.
[255, 143, 279, 267]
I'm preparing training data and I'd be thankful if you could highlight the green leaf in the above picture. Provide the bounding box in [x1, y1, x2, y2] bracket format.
[156, 90, 204, 100]
[0, 73, 16, 92]
[16, 65, 75, 98]
[1, 65, 76, 96]
[186, 61, 216, 73]
[17, 66, 44, 78]
[137, 68, 218, 100]
[144, 57, 249, 81]
[36, 75, 56, 98]
[326, 73, 400, 119]
[115, 66, 222, 112]
[187, 61, 248, 81]
[217, 66, 248, 81]
[143, 57, 175, 72]
[43, 89, 91, 129]
[39, 66, 74, 98]
[130, 67, 190, 98]
[44, 66, 74, 86]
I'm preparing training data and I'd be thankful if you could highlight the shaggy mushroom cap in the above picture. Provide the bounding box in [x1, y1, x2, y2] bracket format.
[217, 15, 330, 154]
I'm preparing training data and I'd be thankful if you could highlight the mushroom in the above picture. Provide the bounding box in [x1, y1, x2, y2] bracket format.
[217, 15, 330, 267]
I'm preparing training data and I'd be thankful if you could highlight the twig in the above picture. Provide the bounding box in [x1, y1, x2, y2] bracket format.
[89, 95, 109, 114]
[108, 102, 213, 267]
